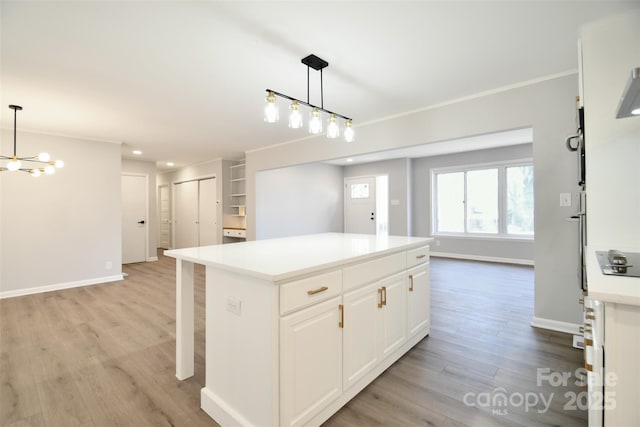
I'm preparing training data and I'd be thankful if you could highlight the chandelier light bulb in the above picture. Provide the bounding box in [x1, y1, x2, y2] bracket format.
[344, 119, 355, 142]
[288, 101, 303, 129]
[38, 152, 50, 162]
[327, 114, 340, 139]
[309, 108, 323, 134]
[54, 160, 64, 168]
[30, 169, 41, 177]
[264, 91, 279, 123]
[7, 157, 21, 171]
[44, 164, 55, 175]
[632, 108, 640, 115]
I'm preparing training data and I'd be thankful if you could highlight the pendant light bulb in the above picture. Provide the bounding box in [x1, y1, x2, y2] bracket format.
[309, 108, 322, 134]
[38, 152, 50, 162]
[327, 114, 340, 139]
[44, 164, 55, 175]
[344, 119, 355, 142]
[54, 160, 64, 168]
[264, 91, 279, 123]
[7, 157, 21, 171]
[288, 101, 303, 129]
[30, 169, 41, 177]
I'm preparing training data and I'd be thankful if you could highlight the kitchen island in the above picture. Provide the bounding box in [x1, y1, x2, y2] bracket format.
[165, 232, 433, 427]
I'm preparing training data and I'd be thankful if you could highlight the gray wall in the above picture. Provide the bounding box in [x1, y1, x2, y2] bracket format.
[1, 130, 122, 297]
[343, 158, 411, 236]
[246, 73, 584, 329]
[412, 143, 534, 263]
[255, 163, 343, 240]
[122, 158, 158, 259]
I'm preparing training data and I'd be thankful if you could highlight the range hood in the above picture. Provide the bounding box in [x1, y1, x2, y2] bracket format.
[616, 67, 640, 119]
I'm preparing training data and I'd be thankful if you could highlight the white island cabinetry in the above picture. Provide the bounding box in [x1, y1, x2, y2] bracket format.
[165, 233, 432, 427]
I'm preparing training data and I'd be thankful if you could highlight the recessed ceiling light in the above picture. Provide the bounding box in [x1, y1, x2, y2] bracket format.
[166, 162, 175, 167]
[346, 158, 354, 163]
[132, 150, 142, 155]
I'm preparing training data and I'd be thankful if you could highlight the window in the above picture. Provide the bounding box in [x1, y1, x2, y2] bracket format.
[433, 161, 534, 237]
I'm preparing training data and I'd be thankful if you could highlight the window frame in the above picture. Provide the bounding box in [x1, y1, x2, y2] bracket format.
[431, 158, 534, 240]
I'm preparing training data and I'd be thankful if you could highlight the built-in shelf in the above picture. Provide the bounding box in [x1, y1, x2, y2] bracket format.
[229, 163, 246, 169]
[231, 193, 246, 197]
[225, 159, 247, 240]
[231, 178, 246, 182]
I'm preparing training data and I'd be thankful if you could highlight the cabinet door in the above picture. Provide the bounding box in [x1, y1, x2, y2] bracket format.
[280, 297, 342, 427]
[407, 264, 430, 338]
[343, 282, 380, 390]
[379, 272, 408, 358]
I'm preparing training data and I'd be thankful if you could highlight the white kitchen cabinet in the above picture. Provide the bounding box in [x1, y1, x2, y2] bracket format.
[407, 263, 430, 338]
[166, 234, 433, 427]
[379, 272, 408, 358]
[281, 297, 343, 427]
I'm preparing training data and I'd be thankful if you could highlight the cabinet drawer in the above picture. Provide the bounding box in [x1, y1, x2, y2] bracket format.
[223, 228, 246, 238]
[407, 246, 429, 268]
[280, 270, 342, 315]
[343, 252, 405, 292]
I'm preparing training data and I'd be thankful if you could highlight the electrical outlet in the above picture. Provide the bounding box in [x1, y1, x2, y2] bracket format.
[227, 297, 241, 316]
[560, 193, 572, 207]
[105, 261, 112, 270]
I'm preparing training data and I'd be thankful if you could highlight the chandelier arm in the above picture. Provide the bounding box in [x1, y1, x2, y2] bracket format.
[266, 89, 351, 122]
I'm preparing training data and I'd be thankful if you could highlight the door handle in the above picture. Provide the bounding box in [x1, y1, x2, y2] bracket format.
[370, 212, 375, 220]
[137, 220, 146, 224]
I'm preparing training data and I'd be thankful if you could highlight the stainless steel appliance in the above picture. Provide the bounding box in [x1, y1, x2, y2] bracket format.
[595, 250, 640, 277]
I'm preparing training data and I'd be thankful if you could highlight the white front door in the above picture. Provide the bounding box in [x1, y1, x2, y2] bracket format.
[344, 176, 376, 234]
[159, 185, 171, 249]
[122, 174, 147, 264]
[198, 178, 217, 246]
[174, 180, 199, 249]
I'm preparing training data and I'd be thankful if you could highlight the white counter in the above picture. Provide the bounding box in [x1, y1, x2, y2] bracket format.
[586, 247, 640, 306]
[165, 232, 430, 282]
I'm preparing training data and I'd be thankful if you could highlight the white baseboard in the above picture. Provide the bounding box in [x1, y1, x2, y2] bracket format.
[0, 274, 124, 300]
[531, 316, 581, 335]
[430, 251, 534, 266]
[147, 256, 159, 262]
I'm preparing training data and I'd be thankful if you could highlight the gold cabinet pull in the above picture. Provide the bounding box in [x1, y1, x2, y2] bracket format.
[586, 314, 596, 320]
[578, 298, 584, 305]
[585, 362, 593, 372]
[585, 307, 594, 313]
[378, 288, 383, 308]
[584, 338, 593, 347]
[408, 275, 414, 292]
[307, 286, 328, 295]
[381, 286, 387, 306]
[338, 304, 344, 328]
[416, 254, 426, 259]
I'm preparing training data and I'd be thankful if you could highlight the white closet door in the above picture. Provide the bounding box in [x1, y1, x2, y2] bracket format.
[159, 185, 171, 249]
[122, 174, 147, 264]
[198, 178, 217, 246]
[174, 180, 199, 249]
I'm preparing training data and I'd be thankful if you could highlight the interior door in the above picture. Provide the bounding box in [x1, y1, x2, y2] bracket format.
[198, 178, 217, 246]
[174, 180, 199, 249]
[159, 185, 171, 249]
[122, 174, 147, 264]
[344, 176, 376, 234]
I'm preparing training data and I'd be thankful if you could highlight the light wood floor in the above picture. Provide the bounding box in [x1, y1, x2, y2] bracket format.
[0, 252, 587, 427]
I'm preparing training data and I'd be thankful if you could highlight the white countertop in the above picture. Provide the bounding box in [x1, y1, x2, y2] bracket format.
[586, 247, 640, 306]
[165, 233, 433, 282]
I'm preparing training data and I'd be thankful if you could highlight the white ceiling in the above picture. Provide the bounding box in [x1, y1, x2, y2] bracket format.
[1, 1, 638, 170]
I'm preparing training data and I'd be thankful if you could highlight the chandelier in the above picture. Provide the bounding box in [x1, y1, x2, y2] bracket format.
[264, 54, 354, 142]
[1, 105, 64, 176]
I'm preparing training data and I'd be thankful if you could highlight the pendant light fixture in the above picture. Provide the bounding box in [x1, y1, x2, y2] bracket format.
[1, 105, 64, 176]
[264, 54, 354, 142]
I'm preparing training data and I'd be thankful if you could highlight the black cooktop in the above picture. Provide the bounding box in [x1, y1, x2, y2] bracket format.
[596, 250, 640, 278]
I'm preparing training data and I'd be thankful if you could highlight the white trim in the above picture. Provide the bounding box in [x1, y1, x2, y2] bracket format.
[0, 275, 124, 299]
[531, 317, 581, 335]
[0, 127, 123, 145]
[246, 70, 576, 155]
[430, 251, 534, 266]
[147, 256, 159, 262]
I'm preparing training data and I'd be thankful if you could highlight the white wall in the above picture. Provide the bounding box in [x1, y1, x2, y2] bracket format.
[343, 158, 411, 236]
[412, 143, 534, 263]
[122, 158, 158, 259]
[255, 163, 343, 240]
[246, 74, 583, 329]
[581, 10, 640, 251]
[0, 130, 122, 297]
